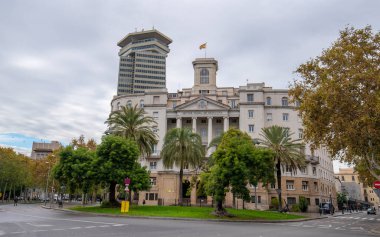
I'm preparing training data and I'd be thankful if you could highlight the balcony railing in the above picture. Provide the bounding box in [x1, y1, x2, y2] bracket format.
[306, 155, 320, 165]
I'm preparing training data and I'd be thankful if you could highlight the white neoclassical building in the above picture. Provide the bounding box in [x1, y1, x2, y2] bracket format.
[110, 57, 336, 212]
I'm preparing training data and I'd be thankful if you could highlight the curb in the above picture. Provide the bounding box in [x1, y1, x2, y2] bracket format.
[41, 205, 328, 223]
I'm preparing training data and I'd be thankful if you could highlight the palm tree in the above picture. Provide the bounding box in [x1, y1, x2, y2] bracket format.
[257, 125, 305, 211]
[161, 128, 205, 205]
[105, 105, 158, 157]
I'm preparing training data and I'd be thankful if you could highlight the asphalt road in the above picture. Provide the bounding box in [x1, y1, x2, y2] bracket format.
[0, 204, 379, 237]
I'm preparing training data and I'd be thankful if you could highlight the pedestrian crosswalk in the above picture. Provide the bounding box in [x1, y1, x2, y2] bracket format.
[335, 216, 380, 221]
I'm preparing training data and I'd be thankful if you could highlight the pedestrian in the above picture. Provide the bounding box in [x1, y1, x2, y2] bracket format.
[14, 196, 18, 206]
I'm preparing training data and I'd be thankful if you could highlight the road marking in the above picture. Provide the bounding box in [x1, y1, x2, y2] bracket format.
[85, 226, 97, 229]
[377, 219, 380, 221]
[26, 222, 53, 227]
[10, 231, 26, 234]
[354, 217, 360, 219]
[69, 227, 82, 229]
[318, 224, 332, 228]
[6, 211, 123, 225]
[52, 228, 65, 231]
[32, 229, 48, 232]
[113, 224, 125, 226]
[302, 225, 314, 228]
[99, 225, 109, 227]
[369, 218, 374, 220]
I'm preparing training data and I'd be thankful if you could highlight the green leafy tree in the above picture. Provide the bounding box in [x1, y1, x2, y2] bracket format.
[105, 105, 158, 157]
[202, 129, 275, 216]
[299, 196, 308, 212]
[161, 128, 205, 205]
[337, 192, 347, 210]
[96, 135, 140, 205]
[53, 146, 97, 204]
[257, 125, 305, 211]
[129, 163, 151, 201]
[289, 26, 380, 180]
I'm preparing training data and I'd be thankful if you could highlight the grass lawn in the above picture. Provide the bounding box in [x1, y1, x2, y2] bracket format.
[70, 205, 305, 220]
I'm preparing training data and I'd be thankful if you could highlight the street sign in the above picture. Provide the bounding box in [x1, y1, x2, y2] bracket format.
[124, 177, 131, 185]
[374, 180, 380, 189]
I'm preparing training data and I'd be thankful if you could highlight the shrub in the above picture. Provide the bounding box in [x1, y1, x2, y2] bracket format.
[291, 204, 300, 212]
[271, 197, 279, 210]
[299, 196, 308, 212]
[100, 201, 120, 208]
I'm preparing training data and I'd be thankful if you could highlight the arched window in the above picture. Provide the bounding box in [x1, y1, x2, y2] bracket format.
[140, 100, 144, 108]
[200, 68, 209, 84]
[282, 97, 288, 106]
[117, 102, 121, 110]
[127, 100, 132, 107]
[266, 97, 272, 105]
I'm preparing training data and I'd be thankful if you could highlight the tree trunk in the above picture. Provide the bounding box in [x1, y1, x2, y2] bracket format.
[109, 181, 117, 205]
[254, 185, 257, 209]
[178, 168, 183, 206]
[276, 159, 282, 211]
[2, 182, 7, 202]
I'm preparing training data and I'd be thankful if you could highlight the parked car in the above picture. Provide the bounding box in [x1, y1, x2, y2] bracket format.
[319, 203, 334, 214]
[367, 207, 376, 215]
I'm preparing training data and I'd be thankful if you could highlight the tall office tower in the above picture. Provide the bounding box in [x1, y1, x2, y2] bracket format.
[116, 29, 172, 95]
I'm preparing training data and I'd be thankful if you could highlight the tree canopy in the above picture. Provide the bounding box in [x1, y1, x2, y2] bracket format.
[105, 105, 158, 157]
[202, 129, 275, 215]
[289, 26, 380, 180]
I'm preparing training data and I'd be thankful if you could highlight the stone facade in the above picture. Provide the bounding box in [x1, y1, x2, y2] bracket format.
[110, 54, 337, 212]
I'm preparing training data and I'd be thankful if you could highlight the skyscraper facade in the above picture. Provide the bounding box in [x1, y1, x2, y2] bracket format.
[116, 29, 172, 95]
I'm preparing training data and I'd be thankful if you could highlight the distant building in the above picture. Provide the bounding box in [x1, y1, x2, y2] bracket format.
[30, 141, 61, 159]
[110, 51, 337, 211]
[335, 167, 378, 209]
[116, 29, 172, 95]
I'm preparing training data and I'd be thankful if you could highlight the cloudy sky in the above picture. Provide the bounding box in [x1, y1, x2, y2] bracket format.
[0, 0, 379, 167]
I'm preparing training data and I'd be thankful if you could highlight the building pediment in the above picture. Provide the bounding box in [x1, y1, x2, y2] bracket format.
[175, 96, 230, 111]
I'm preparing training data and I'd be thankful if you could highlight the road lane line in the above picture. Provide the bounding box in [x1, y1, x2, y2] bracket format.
[5, 211, 124, 225]
[85, 226, 97, 229]
[69, 227, 82, 229]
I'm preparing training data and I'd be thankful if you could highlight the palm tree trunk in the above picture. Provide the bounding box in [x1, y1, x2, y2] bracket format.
[179, 168, 183, 206]
[276, 159, 282, 211]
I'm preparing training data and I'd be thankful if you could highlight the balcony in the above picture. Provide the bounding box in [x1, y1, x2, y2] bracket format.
[306, 155, 319, 165]
[148, 150, 160, 159]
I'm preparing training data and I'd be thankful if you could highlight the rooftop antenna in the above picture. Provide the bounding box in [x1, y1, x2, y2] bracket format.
[152, 25, 155, 30]
[246, 78, 249, 84]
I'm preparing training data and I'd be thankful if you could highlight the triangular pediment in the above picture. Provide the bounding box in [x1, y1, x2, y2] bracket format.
[175, 96, 230, 111]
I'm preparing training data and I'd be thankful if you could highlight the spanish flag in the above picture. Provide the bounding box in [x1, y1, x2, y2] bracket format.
[199, 43, 207, 50]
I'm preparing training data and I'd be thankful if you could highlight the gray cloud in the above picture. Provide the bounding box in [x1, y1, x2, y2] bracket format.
[0, 0, 379, 145]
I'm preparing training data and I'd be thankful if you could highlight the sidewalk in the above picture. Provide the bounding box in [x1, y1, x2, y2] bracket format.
[294, 210, 364, 219]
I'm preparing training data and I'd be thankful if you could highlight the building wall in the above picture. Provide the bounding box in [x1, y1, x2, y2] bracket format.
[110, 57, 336, 212]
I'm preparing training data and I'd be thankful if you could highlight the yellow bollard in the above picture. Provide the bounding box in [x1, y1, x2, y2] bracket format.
[120, 201, 130, 213]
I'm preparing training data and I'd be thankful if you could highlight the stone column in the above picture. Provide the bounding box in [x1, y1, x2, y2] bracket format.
[224, 117, 229, 132]
[176, 117, 182, 128]
[192, 117, 197, 133]
[208, 117, 213, 145]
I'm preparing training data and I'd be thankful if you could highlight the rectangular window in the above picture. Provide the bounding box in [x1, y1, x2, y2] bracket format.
[153, 112, 159, 119]
[286, 165, 292, 173]
[282, 113, 289, 121]
[248, 125, 254, 133]
[302, 181, 309, 191]
[352, 176, 355, 181]
[247, 94, 254, 102]
[267, 113, 272, 121]
[216, 119, 222, 123]
[314, 182, 318, 192]
[150, 177, 157, 186]
[286, 180, 295, 190]
[152, 126, 158, 133]
[271, 183, 276, 189]
[248, 110, 254, 118]
[172, 101, 177, 108]
[287, 197, 296, 205]
[149, 161, 157, 170]
[315, 198, 320, 206]
[250, 196, 261, 203]
[312, 167, 317, 175]
[230, 100, 237, 108]
[341, 176, 345, 181]
[300, 167, 307, 174]
[153, 96, 160, 104]
[201, 128, 207, 138]
[145, 193, 158, 201]
[298, 129, 303, 139]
